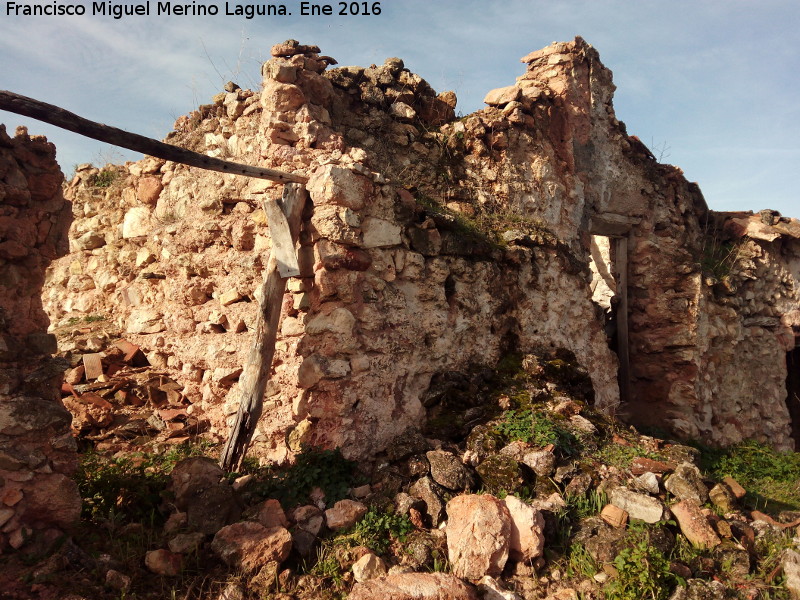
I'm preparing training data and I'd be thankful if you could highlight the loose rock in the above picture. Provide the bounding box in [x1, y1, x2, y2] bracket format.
[211, 522, 292, 572]
[325, 500, 368, 530]
[446, 494, 511, 580]
[347, 572, 479, 600]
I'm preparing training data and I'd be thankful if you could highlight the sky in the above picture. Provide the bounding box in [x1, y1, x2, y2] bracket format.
[1, 0, 798, 215]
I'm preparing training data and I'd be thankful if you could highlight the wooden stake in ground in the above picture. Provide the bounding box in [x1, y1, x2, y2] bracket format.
[220, 183, 308, 471]
[0, 90, 307, 185]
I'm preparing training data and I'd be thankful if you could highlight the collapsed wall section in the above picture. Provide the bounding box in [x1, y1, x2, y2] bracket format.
[0, 125, 80, 551]
[38, 37, 800, 460]
[42, 40, 619, 464]
[490, 38, 799, 450]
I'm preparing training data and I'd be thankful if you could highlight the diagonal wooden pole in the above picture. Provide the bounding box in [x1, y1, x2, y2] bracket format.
[0, 90, 307, 184]
[220, 183, 307, 471]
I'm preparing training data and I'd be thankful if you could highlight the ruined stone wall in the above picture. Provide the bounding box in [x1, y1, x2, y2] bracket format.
[0, 125, 80, 551]
[470, 38, 800, 450]
[42, 40, 620, 464]
[681, 216, 800, 449]
[40, 37, 800, 460]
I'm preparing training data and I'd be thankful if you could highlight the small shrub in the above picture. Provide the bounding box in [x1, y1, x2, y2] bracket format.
[495, 409, 580, 455]
[698, 218, 747, 281]
[90, 169, 118, 188]
[350, 508, 413, 554]
[605, 524, 683, 600]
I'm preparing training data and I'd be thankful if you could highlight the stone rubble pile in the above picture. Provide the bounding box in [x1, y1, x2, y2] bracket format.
[83, 369, 798, 600]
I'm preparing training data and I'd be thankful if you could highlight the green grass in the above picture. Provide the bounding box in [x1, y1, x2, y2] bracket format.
[75, 442, 214, 524]
[698, 440, 800, 512]
[495, 408, 581, 456]
[565, 543, 599, 580]
[590, 440, 661, 470]
[252, 446, 360, 509]
[605, 523, 683, 600]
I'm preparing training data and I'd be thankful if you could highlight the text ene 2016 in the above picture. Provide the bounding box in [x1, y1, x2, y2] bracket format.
[300, 2, 381, 16]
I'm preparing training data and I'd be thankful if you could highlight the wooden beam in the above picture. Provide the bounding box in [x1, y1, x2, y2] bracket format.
[0, 90, 307, 185]
[613, 236, 631, 405]
[220, 183, 307, 471]
[588, 213, 642, 237]
[263, 197, 301, 278]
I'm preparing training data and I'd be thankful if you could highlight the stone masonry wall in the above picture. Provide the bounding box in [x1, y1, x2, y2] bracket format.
[689, 215, 800, 449]
[39, 37, 800, 462]
[0, 125, 80, 552]
[506, 39, 799, 450]
[42, 40, 620, 464]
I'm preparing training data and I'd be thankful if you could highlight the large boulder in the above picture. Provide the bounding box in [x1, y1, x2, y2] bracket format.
[445, 494, 511, 579]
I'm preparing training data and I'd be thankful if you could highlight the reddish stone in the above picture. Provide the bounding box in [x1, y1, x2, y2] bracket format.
[23, 474, 81, 528]
[0, 240, 29, 259]
[325, 500, 368, 530]
[670, 500, 721, 549]
[137, 176, 163, 205]
[145, 549, 183, 576]
[630, 457, 676, 476]
[722, 476, 747, 499]
[62, 392, 114, 430]
[257, 499, 289, 529]
[211, 522, 292, 572]
[600, 504, 628, 528]
[503, 495, 545, 562]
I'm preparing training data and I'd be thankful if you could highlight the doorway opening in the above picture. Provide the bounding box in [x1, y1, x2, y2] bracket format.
[785, 344, 800, 450]
[588, 234, 630, 404]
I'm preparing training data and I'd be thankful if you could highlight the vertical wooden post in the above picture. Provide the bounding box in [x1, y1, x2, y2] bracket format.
[220, 183, 307, 471]
[613, 235, 631, 405]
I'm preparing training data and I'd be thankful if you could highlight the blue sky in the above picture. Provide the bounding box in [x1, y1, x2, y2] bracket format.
[1, 0, 797, 215]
